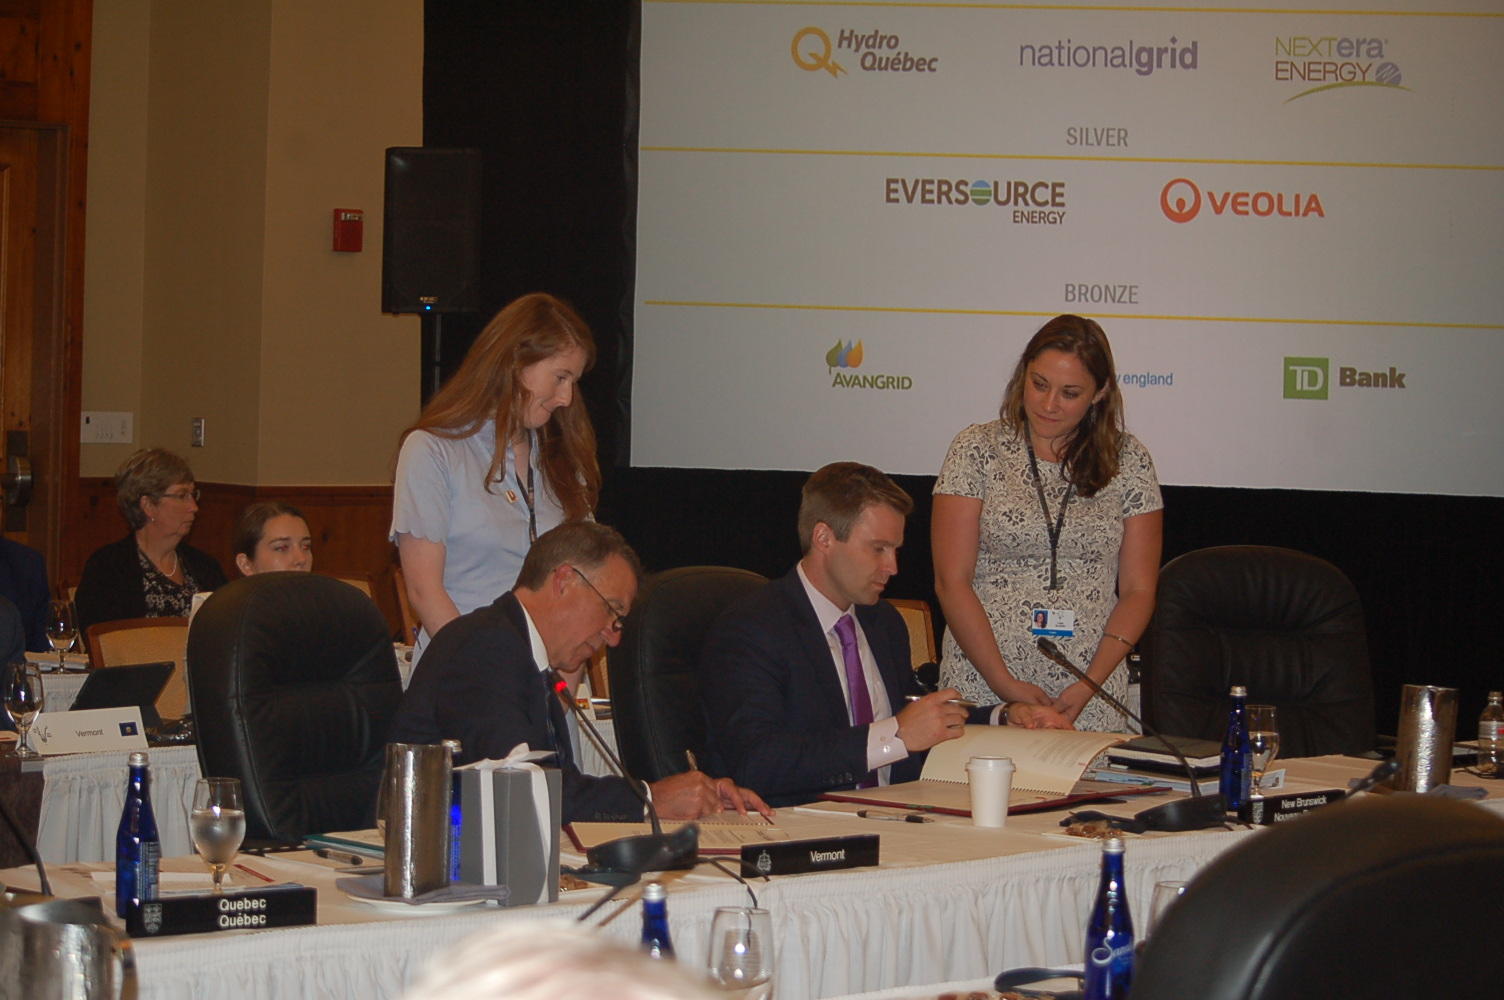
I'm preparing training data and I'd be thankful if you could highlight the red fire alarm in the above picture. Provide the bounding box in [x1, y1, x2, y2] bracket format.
[332, 209, 364, 252]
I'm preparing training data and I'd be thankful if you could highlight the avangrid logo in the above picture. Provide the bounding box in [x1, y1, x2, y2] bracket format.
[1284, 357, 1329, 399]
[1161, 178, 1324, 223]
[824, 341, 913, 390]
[826, 340, 864, 368]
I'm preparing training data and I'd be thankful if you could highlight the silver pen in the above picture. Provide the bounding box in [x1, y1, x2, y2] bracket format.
[904, 695, 979, 708]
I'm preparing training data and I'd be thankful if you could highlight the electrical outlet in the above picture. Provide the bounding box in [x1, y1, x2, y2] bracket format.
[191, 417, 206, 448]
[81, 412, 134, 444]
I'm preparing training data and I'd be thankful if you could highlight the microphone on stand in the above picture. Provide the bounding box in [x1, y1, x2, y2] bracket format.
[1035, 637, 1228, 831]
[548, 671, 698, 876]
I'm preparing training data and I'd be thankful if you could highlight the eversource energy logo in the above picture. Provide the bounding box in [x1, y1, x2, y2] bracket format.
[825, 340, 913, 390]
[1284, 356, 1408, 399]
[791, 27, 940, 77]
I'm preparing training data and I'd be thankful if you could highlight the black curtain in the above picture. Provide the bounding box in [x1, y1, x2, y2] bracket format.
[423, 1, 1504, 732]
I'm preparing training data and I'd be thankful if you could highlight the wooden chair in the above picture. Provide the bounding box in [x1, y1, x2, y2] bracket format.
[391, 565, 420, 645]
[886, 598, 937, 671]
[85, 617, 191, 720]
[319, 569, 374, 600]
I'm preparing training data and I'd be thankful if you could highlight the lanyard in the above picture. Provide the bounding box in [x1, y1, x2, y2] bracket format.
[516, 430, 538, 543]
[1025, 437, 1074, 591]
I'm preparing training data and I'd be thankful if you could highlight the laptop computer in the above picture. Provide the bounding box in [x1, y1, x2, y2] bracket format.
[69, 661, 174, 730]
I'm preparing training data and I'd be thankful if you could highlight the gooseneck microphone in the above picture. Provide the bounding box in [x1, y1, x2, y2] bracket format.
[549, 671, 698, 876]
[1035, 637, 1228, 831]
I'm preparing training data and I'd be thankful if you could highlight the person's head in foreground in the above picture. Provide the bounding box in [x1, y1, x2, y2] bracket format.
[403, 922, 716, 1000]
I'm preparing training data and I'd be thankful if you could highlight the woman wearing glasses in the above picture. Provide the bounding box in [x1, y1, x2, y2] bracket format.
[391, 293, 601, 667]
[75, 448, 228, 632]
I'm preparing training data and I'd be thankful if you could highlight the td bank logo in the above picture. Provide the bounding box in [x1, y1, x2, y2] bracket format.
[1284, 356, 1408, 399]
[1284, 357, 1329, 399]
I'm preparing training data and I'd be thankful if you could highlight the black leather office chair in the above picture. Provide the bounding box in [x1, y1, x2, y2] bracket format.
[186, 572, 402, 842]
[1135, 794, 1504, 998]
[608, 565, 767, 782]
[1139, 545, 1374, 757]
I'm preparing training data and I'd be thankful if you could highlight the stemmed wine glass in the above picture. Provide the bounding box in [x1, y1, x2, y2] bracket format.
[706, 906, 774, 999]
[44, 599, 78, 673]
[1247, 704, 1280, 796]
[3, 660, 44, 758]
[190, 777, 246, 893]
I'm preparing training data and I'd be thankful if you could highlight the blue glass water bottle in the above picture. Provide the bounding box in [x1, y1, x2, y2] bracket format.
[1083, 836, 1134, 1000]
[1219, 684, 1252, 810]
[640, 881, 675, 959]
[116, 750, 161, 918]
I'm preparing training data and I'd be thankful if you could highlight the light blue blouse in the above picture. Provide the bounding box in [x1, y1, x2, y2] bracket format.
[390, 423, 566, 661]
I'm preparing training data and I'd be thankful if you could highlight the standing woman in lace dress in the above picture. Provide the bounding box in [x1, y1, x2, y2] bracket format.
[931, 315, 1163, 731]
[391, 293, 600, 666]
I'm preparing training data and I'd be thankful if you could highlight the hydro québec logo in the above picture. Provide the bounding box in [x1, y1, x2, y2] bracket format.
[792, 27, 940, 77]
[1283, 357, 1408, 400]
[1161, 178, 1324, 223]
[824, 340, 913, 390]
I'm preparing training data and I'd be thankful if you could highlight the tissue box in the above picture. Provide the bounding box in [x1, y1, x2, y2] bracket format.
[458, 764, 561, 906]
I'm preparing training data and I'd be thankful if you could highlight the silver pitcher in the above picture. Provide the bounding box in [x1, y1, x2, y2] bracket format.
[380, 741, 453, 898]
[0, 896, 137, 1000]
[1393, 684, 1458, 792]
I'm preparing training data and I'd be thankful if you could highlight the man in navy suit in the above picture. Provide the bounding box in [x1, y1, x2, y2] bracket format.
[702, 462, 1068, 806]
[393, 521, 770, 825]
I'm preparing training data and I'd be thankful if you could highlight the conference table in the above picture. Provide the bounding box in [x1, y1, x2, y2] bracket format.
[8, 756, 1498, 1000]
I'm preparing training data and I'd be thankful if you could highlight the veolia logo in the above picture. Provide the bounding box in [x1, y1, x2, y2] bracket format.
[1161, 178, 1325, 223]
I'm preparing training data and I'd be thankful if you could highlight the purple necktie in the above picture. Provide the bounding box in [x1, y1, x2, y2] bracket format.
[833, 614, 874, 726]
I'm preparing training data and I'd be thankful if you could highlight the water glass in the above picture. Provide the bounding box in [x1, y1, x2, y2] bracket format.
[1147, 880, 1188, 936]
[190, 777, 246, 893]
[706, 906, 774, 998]
[44, 599, 77, 673]
[1247, 704, 1280, 795]
[4, 659, 44, 758]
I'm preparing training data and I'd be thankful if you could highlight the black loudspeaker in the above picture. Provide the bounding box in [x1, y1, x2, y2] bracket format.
[382, 147, 482, 314]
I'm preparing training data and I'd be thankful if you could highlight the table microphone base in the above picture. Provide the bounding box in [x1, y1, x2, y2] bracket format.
[1137, 794, 1228, 832]
[584, 823, 699, 876]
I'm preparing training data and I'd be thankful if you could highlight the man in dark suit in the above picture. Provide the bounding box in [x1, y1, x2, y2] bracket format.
[702, 462, 1068, 806]
[392, 520, 770, 825]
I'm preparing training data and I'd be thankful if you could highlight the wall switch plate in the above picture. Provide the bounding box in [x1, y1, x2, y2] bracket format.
[190, 417, 206, 448]
[81, 411, 134, 445]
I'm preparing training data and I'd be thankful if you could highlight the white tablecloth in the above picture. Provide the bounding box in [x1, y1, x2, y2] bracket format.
[17, 756, 1484, 1000]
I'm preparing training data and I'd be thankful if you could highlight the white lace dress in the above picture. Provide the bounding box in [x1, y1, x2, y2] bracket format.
[933, 421, 1162, 733]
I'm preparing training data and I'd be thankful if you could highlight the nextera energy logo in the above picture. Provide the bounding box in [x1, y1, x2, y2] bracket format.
[825, 340, 913, 390]
[1273, 33, 1408, 103]
[1284, 357, 1408, 399]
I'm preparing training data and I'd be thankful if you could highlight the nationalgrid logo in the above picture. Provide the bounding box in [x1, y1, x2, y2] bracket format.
[1018, 36, 1200, 76]
[824, 340, 913, 390]
[791, 27, 941, 78]
[1272, 33, 1409, 103]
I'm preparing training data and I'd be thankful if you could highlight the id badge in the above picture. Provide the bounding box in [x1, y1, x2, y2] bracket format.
[1029, 608, 1076, 638]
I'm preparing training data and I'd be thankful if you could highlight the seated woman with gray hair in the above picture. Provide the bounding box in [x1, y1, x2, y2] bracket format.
[75, 448, 228, 633]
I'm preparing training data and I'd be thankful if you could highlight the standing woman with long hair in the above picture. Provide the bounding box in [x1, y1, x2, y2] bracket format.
[931, 315, 1163, 731]
[391, 293, 600, 663]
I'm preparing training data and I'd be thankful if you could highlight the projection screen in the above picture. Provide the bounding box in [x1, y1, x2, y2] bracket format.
[633, 0, 1504, 496]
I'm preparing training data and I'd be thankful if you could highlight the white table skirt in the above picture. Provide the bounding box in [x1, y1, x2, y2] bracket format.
[32, 721, 619, 865]
[36, 745, 201, 864]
